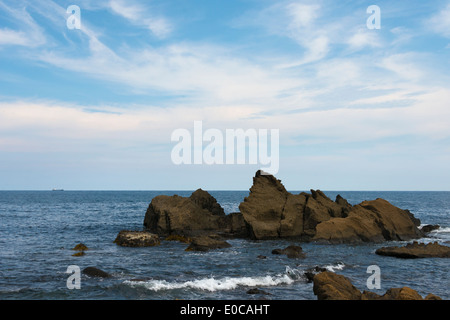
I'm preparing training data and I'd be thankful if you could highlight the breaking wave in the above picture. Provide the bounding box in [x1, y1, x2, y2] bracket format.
[324, 262, 346, 272]
[123, 267, 303, 292]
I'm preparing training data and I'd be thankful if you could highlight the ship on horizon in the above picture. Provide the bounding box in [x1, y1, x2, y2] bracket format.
[51, 188, 64, 191]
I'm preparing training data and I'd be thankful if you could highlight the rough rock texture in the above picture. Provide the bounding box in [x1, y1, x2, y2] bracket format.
[143, 189, 245, 237]
[184, 235, 232, 252]
[313, 198, 422, 243]
[313, 271, 362, 300]
[375, 241, 450, 258]
[239, 170, 422, 242]
[313, 271, 442, 300]
[189, 189, 225, 216]
[271, 245, 305, 258]
[238, 171, 291, 239]
[114, 230, 160, 247]
[361, 287, 442, 300]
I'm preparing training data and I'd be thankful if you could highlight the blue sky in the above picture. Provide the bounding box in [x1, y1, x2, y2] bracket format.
[0, 0, 450, 190]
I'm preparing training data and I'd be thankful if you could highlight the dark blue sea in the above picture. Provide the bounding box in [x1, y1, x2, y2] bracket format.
[0, 191, 449, 300]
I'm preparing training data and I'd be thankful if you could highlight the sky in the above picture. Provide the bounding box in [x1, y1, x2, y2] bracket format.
[0, 0, 449, 191]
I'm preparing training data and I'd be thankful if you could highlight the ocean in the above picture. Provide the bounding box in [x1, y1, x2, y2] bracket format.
[0, 190, 449, 300]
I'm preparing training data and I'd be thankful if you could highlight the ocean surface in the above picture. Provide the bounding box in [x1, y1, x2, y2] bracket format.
[0, 190, 449, 300]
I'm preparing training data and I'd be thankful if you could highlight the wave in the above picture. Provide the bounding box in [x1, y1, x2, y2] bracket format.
[324, 262, 346, 272]
[122, 264, 349, 293]
[429, 226, 450, 234]
[123, 267, 303, 292]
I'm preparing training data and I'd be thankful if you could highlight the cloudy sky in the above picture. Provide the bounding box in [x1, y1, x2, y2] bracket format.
[0, 0, 449, 191]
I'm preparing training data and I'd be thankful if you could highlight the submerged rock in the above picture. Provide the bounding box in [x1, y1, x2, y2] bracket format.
[271, 245, 305, 258]
[82, 267, 111, 278]
[313, 271, 442, 300]
[185, 235, 232, 252]
[303, 266, 327, 283]
[375, 241, 450, 258]
[114, 230, 160, 247]
[246, 288, 271, 295]
[71, 243, 88, 256]
[421, 224, 440, 233]
[72, 243, 88, 251]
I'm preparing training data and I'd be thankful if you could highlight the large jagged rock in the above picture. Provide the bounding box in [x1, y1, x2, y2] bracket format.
[313, 271, 442, 300]
[238, 170, 291, 239]
[143, 189, 246, 237]
[375, 241, 450, 258]
[239, 170, 422, 242]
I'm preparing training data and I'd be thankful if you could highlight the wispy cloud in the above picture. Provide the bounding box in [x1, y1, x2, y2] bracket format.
[427, 3, 450, 38]
[107, 0, 172, 38]
[0, 0, 46, 47]
[1, 0, 450, 189]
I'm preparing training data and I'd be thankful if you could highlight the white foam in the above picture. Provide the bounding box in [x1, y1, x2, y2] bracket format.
[430, 226, 450, 234]
[124, 273, 296, 292]
[325, 262, 346, 272]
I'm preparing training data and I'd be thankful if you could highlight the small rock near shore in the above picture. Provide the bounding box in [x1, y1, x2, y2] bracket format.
[114, 230, 160, 247]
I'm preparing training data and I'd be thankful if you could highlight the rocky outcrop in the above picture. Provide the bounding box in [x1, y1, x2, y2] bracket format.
[143, 189, 246, 237]
[114, 230, 160, 247]
[375, 241, 450, 258]
[238, 170, 422, 242]
[313, 271, 442, 300]
[142, 171, 423, 243]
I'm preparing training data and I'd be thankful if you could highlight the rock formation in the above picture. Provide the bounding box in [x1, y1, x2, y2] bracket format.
[375, 241, 450, 258]
[239, 170, 422, 242]
[313, 271, 442, 300]
[143, 170, 423, 243]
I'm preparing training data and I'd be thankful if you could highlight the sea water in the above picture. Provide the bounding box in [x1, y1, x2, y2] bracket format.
[0, 191, 448, 300]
